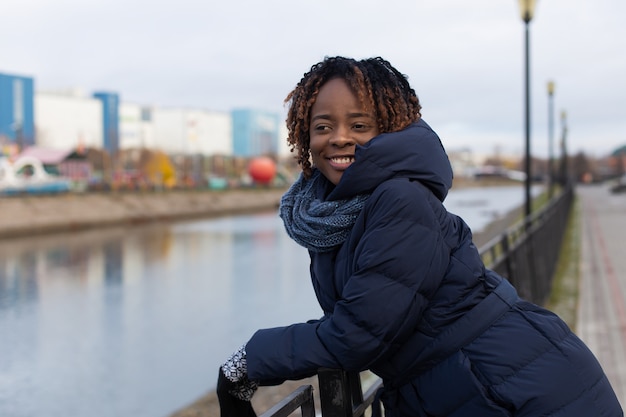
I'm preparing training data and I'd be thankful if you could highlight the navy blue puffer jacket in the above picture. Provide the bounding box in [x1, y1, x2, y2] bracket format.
[246, 120, 622, 416]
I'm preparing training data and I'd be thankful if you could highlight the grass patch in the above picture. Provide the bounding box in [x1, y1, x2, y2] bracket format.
[545, 196, 581, 330]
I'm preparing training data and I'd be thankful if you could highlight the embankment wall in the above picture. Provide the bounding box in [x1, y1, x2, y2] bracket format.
[0, 189, 286, 239]
[0, 185, 519, 245]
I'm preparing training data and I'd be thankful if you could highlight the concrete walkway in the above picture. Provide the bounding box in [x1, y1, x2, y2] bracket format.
[577, 184, 626, 406]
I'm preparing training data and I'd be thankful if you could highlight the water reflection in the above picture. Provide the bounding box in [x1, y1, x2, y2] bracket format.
[0, 253, 39, 310]
[0, 212, 318, 417]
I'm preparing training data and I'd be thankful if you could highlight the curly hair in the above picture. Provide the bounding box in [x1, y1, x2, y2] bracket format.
[284, 56, 422, 178]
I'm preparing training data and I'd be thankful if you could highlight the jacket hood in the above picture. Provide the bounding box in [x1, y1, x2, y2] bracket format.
[327, 119, 453, 202]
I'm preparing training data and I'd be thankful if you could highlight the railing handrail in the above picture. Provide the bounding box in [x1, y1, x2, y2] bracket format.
[258, 384, 315, 417]
[258, 370, 382, 417]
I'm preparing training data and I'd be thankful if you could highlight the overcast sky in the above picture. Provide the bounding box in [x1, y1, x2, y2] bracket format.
[2, 0, 625, 158]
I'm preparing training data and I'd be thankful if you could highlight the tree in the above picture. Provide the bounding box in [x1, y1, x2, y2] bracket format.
[140, 149, 176, 188]
[572, 152, 591, 183]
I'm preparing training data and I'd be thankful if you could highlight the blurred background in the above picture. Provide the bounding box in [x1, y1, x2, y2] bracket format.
[1, 0, 625, 193]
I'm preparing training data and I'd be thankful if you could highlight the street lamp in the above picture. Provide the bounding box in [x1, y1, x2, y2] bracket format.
[547, 81, 555, 198]
[559, 110, 568, 186]
[518, 0, 538, 221]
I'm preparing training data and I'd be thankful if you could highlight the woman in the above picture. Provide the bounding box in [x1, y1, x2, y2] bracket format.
[218, 56, 623, 416]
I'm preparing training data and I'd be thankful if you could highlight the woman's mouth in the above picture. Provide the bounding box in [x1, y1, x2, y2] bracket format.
[330, 156, 354, 164]
[328, 156, 355, 169]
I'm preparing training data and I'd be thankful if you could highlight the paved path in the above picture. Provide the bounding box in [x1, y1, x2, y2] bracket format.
[577, 184, 626, 406]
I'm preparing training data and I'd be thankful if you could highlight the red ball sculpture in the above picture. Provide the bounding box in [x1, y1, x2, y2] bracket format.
[248, 157, 277, 184]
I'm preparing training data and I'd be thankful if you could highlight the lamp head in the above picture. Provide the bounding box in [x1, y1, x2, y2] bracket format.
[518, 0, 537, 23]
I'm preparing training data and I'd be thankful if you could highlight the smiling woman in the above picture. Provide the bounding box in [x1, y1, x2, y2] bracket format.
[216, 56, 623, 417]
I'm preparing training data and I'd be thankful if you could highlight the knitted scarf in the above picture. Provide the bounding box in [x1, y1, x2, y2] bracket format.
[279, 170, 370, 253]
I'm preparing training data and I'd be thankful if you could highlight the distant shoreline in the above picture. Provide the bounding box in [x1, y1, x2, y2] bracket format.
[0, 178, 523, 240]
[0, 188, 287, 239]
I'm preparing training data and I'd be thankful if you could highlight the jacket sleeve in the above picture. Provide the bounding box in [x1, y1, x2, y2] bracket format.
[246, 179, 451, 382]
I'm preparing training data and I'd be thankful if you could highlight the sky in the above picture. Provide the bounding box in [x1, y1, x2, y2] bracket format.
[1, 0, 625, 159]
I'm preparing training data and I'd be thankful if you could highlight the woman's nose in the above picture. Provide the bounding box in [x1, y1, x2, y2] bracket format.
[329, 127, 355, 146]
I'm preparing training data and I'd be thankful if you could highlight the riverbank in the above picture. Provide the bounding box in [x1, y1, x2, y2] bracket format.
[0, 188, 287, 239]
[0, 178, 522, 241]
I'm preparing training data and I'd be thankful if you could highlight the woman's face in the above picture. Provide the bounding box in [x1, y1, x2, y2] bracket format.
[309, 78, 380, 185]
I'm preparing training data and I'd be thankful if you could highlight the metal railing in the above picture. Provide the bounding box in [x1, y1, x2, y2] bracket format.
[260, 185, 575, 416]
[259, 385, 316, 417]
[478, 184, 574, 305]
[316, 369, 383, 417]
[259, 369, 383, 417]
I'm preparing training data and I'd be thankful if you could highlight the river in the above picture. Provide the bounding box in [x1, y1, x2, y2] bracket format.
[0, 185, 540, 417]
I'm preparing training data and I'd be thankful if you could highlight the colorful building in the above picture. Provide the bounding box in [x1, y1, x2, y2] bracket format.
[3, 71, 285, 161]
[93, 92, 120, 156]
[232, 109, 280, 157]
[0, 72, 35, 152]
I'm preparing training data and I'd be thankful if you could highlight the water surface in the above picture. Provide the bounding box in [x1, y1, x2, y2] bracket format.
[0, 185, 536, 417]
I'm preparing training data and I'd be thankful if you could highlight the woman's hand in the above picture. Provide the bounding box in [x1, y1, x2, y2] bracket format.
[217, 344, 258, 417]
[220, 344, 258, 400]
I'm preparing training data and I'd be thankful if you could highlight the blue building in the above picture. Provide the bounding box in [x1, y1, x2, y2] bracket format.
[0, 72, 35, 150]
[93, 91, 120, 155]
[232, 109, 280, 157]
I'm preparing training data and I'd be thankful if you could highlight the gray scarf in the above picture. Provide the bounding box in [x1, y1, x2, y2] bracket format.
[279, 170, 370, 253]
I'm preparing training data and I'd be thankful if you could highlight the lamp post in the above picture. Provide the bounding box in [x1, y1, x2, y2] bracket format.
[547, 80, 555, 198]
[559, 110, 568, 186]
[518, 0, 537, 220]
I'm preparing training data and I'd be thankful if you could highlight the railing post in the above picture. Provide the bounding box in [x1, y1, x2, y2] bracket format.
[318, 368, 353, 417]
[500, 233, 512, 283]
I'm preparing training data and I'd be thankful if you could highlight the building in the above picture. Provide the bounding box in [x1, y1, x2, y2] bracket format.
[119, 103, 156, 150]
[0, 72, 35, 152]
[232, 109, 280, 157]
[4, 70, 283, 163]
[17, 146, 91, 183]
[150, 107, 231, 156]
[93, 92, 120, 156]
[35, 89, 103, 150]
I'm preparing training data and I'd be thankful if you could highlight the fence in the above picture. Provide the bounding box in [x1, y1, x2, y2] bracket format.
[259, 185, 575, 417]
[259, 369, 383, 417]
[479, 184, 574, 305]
